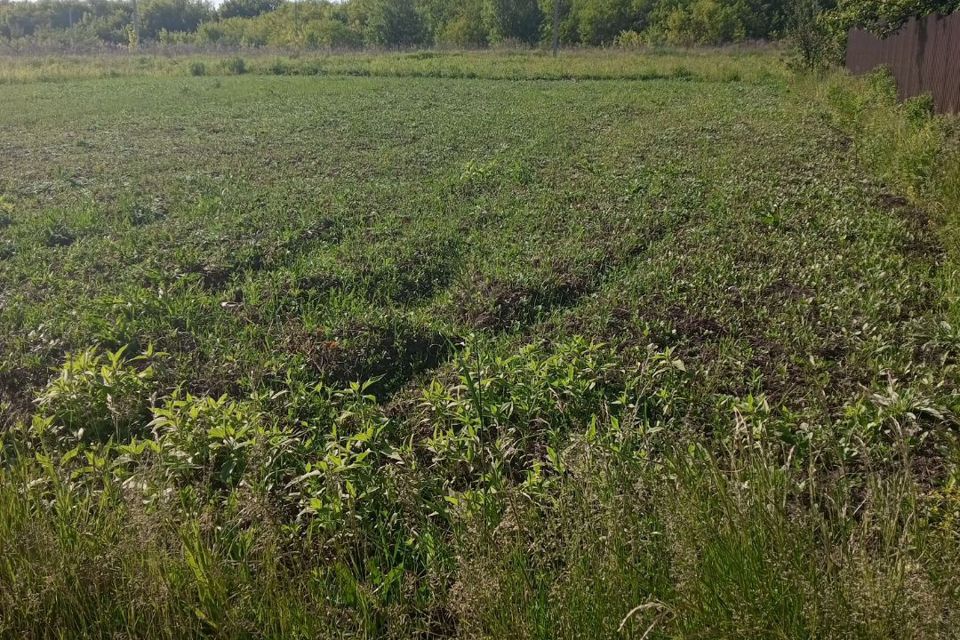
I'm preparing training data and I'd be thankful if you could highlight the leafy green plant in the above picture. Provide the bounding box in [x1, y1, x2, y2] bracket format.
[222, 56, 247, 75]
[415, 337, 686, 494]
[290, 382, 399, 539]
[34, 346, 161, 445]
[786, 0, 836, 70]
[41, 220, 77, 247]
[0, 195, 13, 227]
[613, 29, 645, 49]
[148, 392, 263, 489]
[819, 68, 960, 235]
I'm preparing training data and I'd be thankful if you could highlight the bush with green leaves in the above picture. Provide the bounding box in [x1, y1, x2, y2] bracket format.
[147, 392, 266, 490]
[287, 382, 411, 556]
[786, 0, 838, 70]
[34, 346, 160, 445]
[613, 29, 645, 48]
[222, 56, 247, 75]
[413, 337, 688, 493]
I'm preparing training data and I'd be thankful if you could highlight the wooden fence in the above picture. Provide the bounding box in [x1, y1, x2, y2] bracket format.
[846, 11, 960, 114]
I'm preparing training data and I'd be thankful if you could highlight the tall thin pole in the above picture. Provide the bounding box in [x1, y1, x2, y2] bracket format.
[552, 0, 560, 57]
[132, 0, 141, 50]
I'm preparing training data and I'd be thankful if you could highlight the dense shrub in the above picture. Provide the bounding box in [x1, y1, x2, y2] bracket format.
[148, 392, 265, 489]
[222, 55, 246, 74]
[612, 28, 638, 47]
[3, 0, 958, 52]
[34, 346, 159, 445]
[139, 0, 211, 40]
[786, 0, 837, 70]
[416, 338, 686, 489]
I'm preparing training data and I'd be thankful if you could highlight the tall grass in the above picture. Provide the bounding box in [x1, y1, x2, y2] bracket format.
[812, 70, 960, 260]
[807, 69, 960, 367]
[455, 436, 960, 639]
[3, 425, 958, 638]
[0, 456, 345, 638]
[0, 47, 789, 85]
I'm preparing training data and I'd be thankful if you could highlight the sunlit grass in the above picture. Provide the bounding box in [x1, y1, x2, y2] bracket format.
[0, 49, 958, 638]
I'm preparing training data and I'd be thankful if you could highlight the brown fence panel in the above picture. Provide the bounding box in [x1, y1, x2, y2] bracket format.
[846, 11, 960, 114]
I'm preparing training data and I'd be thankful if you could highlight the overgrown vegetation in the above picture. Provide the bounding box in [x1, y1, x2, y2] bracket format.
[0, 46, 789, 84]
[0, 48, 958, 638]
[3, 0, 957, 52]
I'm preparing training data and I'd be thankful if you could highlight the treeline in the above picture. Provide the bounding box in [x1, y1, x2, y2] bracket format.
[0, 0, 795, 49]
[1, 0, 958, 51]
[204, 0, 797, 49]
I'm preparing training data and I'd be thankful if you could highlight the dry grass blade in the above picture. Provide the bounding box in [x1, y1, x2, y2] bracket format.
[618, 600, 669, 634]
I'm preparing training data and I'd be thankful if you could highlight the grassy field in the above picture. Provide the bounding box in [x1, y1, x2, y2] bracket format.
[1, 50, 959, 638]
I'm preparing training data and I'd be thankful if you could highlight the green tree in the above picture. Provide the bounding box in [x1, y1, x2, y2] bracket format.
[140, 0, 210, 38]
[219, 0, 282, 20]
[435, 0, 488, 46]
[660, 0, 746, 45]
[483, 0, 543, 44]
[787, 0, 833, 68]
[827, 0, 958, 36]
[569, 0, 634, 45]
[365, 0, 424, 47]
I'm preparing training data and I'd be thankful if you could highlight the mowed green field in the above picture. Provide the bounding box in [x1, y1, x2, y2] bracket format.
[1, 56, 958, 638]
